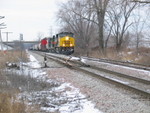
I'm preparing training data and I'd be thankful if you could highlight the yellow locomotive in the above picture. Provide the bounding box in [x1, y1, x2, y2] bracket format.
[48, 32, 75, 55]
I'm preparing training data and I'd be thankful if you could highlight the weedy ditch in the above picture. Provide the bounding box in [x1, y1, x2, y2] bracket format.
[5, 72, 60, 92]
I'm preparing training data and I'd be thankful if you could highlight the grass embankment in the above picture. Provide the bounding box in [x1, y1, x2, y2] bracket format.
[0, 50, 30, 113]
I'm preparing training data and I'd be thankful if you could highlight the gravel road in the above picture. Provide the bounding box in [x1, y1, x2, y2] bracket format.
[30, 52, 150, 113]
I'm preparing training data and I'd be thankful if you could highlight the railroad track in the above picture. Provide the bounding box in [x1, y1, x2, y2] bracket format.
[33, 51, 150, 101]
[81, 56, 150, 71]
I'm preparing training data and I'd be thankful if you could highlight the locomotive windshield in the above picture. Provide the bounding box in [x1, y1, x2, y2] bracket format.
[58, 32, 74, 37]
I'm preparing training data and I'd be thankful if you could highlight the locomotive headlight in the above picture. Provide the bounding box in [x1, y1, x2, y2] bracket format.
[65, 36, 69, 40]
[63, 44, 65, 47]
[70, 44, 73, 47]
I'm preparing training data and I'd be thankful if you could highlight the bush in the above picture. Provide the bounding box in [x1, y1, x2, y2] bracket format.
[0, 50, 28, 69]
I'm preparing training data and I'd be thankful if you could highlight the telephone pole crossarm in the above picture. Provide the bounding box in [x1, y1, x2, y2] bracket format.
[0, 23, 6, 26]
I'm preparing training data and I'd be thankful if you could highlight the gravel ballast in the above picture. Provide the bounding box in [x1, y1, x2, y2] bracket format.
[30, 52, 150, 113]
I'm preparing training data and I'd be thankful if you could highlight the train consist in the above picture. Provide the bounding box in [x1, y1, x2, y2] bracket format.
[32, 32, 75, 55]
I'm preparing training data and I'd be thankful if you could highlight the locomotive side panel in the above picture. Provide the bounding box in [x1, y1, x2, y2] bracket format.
[59, 36, 75, 48]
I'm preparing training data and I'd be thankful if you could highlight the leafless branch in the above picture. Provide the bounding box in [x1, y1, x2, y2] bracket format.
[131, 0, 150, 3]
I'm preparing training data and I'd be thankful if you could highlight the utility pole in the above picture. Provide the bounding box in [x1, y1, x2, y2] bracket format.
[3, 32, 13, 50]
[0, 16, 6, 51]
[3, 32, 13, 42]
[0, 29, 3, 51]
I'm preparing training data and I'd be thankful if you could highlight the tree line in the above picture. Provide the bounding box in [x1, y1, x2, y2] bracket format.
[57, 0, 150, 55]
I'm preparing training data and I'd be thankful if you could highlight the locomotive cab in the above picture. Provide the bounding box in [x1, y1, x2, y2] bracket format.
[55, 32, 75, 55]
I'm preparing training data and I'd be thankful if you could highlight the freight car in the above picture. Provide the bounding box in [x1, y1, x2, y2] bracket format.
[40, 38, 48, 51]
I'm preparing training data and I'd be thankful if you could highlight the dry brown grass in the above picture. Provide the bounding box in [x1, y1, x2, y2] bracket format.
[0, 93, 40, 113]
[137, 56, 150, 65]
[76, 47, 150, 65]
[0, 50, 41, 113]
[134, 47, 150, 65]
[119, 47, 150, 65]
[0, 93, 26, 113]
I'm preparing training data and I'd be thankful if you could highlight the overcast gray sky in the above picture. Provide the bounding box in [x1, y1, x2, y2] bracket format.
[0, 0, 67, 41]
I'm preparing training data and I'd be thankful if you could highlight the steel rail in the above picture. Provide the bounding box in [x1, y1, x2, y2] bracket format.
[81, 56, 150, 71]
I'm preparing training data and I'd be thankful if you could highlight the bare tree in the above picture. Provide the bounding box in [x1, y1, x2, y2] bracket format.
[58, 0, 111, 55]
[37, 32, 44, 41]
[107, 0, 137, 51]
[132, 10, 147, 52]
[92, 0, 110, 54]
[0, 16, 5, 28]
[57, 0, 97, 56]
[131, 0, 150, 3]
[57, 0, 149, 55]
[75, 0, 110, 53]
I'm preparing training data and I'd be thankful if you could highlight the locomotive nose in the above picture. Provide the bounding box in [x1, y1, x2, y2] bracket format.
[65, 36, 69, 40]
